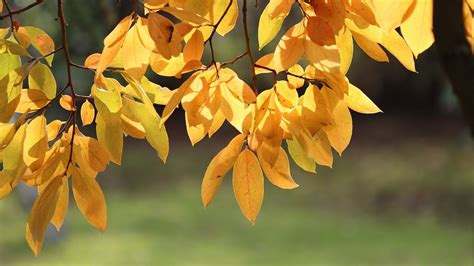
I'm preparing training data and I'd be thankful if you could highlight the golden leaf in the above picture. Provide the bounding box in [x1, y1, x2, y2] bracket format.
[96, 15, 132, 78]
[343, 84, 382, 114]
[401, 0, 434, 58]
[274, 21, 305, 72]
[232, 148, 264, 224]
[26, 177, 63, 256]
[286, 138, 316, 173]
[258, 147, 298, 189]
[258, 2, 287, 50]
[72, 167, 107, 232]
[80, 100, 95, 126]
[201, 134, 245, 207]
[59, 95, 75, 111]
[51, 178, 69, 231]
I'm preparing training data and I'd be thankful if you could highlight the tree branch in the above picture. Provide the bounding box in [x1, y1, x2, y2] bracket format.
[57, 0, 77, 172]
[242, 0, 258, 94]
[0, 0, 43, 20]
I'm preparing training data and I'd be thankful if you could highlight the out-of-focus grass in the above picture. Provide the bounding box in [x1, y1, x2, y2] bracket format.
[0, 182, 472, 265]
[1, 126, 473, 265]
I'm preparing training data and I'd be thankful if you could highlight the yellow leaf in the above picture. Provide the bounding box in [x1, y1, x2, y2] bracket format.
[121, 72, 159, 116]
[344, 84, 382, 114]
[303, 40, 341, 73]
[23, 27, 56, 65]
[46, 120, 63, 141]
[267, 0, 293, 19]
[0, 39, 30, 56]
[345, 14, 383, 43]
[80, 100, 95, 126]
[59, 95, 75, 111]
[381, 29, 416, 72]
[185, 116, 207, 145]
[92, 78, 123, 114]
[0, 53, 21, 79]
[201, 134, 245, 207]
[96, 113, 123, 165]
[401, 0, 434, 58]
[286, 138, 316, 173]
[287, 64, 305, 89]
[0, 123, 16, 151]
[296, 129, 333, 168]
[23, 115, 48, 171]
[208, 110, 226, 137]
[220, 68, 256, 103]
[255, 53, 276, 74]
[96, 15, 132, 78]
[26, 177, 62, 256]
[274, 21, 305, 72]
[210, 0, 239, 36]
[352, 32, 389, 62]
[123, 97, 169, 162]
[183, 30, 204, 62]
[258, 2, 287, 50]
[370, 0, 416, 31]
[16, 89, 49, 113]
[14, 27, 32, 48]
[145, 0, 168, 10]
[121, 17, 155, 79]
[220, 83, 247, 132]
[343, 0, 377, 25]
[72, 167, 107, 232]
[0, 124, 27, 194]
[161, 6, 211, 25]
[29, 62, 58, 99]
[161, 74, 196, 124]
[77, 136, 110, 172]
[51, 178, 69, 231]
[0, 68, 23, 123]
[275, 81, 298, 108]
[148, 13, 181, 60]
[258, 147, 298, 189]
[232, 148, 264, 224]
[337, 28, 353, 75]
[321, 87, 352, 155]
[306, 16, 336, 46]
[35, 34, 55, 65]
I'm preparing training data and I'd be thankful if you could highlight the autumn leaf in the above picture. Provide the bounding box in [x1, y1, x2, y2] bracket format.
[80, 100, 95, 126]
[201, 134, 245, 207]
[72, 167, 107, 232]
[232, 148, 264, 224]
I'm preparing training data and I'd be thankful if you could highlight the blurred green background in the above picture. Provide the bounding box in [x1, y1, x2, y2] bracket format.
[1, 0, 473, 265]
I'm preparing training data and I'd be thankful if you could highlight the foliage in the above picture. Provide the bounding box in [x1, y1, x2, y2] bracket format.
[0, 0, 472, 255]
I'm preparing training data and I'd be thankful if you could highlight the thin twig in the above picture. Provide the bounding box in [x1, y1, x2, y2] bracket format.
[242, 0, 258, 94]
[0, 0, 44, 20]
[2, 0, 15, 31]
[57, 0, 77, 174]
[221, 51, 248, 67]
[205, 0, 234, 71]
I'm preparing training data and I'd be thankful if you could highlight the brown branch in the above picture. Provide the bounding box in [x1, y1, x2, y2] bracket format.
[0, 0, 43, 20]
[254, 63, 277, 84]
[433, 0, 474, 135]
[2, 0, 15, 30]
[242, 0, 258, 94]
[205, 0, 234, 71]
[221, 51, 248, 67]
[57, 0, 77, 173]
